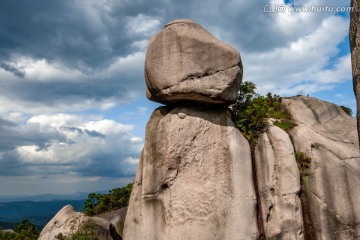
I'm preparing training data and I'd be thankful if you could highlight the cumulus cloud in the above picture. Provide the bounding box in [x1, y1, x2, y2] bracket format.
[0, 113, 142, 180]
[125, 14, 161, 37]
[0, 0, 352, 110]
[0, 52, 145, 114]
[244, 14, 350, 95]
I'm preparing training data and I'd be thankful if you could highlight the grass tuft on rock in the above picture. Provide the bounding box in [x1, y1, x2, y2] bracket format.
[295, 151, 312, 176]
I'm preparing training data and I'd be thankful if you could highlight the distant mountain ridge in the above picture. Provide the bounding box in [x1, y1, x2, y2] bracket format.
[0, 200, 84, 229]
[0, 191, 91, 202]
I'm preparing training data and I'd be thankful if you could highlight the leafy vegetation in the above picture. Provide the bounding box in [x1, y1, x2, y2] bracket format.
[0, 221, 17, 231]
[295, 151, 312, 176]
[232, 81, 295, 146]
[0, 219, 39, 240]
[83, 183, 132, 216]
[340, 105, 353, 116]
[55, 220, 99, 240]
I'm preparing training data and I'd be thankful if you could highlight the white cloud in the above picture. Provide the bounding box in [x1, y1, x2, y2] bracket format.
[83, 119, 134, 135]
[0, 52, 145, 115]
[7, 112, 27, 123]
[4, 57, 84, 82]
[244, 15, 349, 95]
[17, 145, 57, 164]
[27, 114, 84, 129]
[315, 54, 351, 84]
[125, 14, 161, 37]
[3, 113, 143, 180]
[99, 52, 145, 79]
[131, 40, 150, 51]
[121, 106, 149, 120]
[335, 93, 344, 98]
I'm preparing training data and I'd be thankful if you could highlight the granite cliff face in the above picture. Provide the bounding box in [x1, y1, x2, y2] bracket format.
[254, 96, 360, 240]
[284, 96, 360, 239]
[255, 123, 303, 239]
[350, 0, 360, 145]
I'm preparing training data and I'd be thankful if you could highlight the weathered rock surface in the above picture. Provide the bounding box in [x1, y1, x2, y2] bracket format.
[350, 0, 360, 144]
[145, 19, 242, 105]
[98, 207, 127, 237]
[38, 205, 123, 240]
[283, 96, 360, 239]
[255, 123, 303, 240]
[124, 107, 258, 240]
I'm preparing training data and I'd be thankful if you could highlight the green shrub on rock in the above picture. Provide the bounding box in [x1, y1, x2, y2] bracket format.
[83, 183, 132, 216]
[0, 219, 39, 240]
[55, 221, 99, 240]
[340, 105, 353, 116]
[295, 151, 312, 177]
[232, 81, 295, 146]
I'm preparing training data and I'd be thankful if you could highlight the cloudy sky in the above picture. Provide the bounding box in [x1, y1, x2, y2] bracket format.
[0, 0, 355, 196]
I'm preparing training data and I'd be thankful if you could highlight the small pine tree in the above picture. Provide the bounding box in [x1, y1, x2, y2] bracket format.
[83, 183, 133, 216]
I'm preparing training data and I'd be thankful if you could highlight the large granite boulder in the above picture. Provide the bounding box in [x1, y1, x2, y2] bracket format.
[38, 205, 123, 240]
[124, 107, 258, 240]
[283, 96, 360, 239]
[145, 19, 242, 105]
[255, 123, 303, 240]
[350, 0, 360, 144]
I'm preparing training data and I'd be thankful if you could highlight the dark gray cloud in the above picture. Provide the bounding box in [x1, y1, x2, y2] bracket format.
[0, 118, 65, 151]
[1, 75, 141, 105]
[0, 63, 25, 78]
[0, 0, 343, 108]
[0, 0, 159, 68]
[0, 0, 292, 108]
[0, 0, 349, 68]
[61, 127, 105, 138]
[0, 116, 141, 178]
[0, 0, 295, 69]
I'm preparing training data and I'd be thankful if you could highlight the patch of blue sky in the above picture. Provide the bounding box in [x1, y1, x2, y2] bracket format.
[313, 80, 356, 116]
[80, 96, 160, 138]
[323, 35, 350, 70]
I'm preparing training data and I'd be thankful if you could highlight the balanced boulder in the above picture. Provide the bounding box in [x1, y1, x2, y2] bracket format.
[145, 19, 242, 105]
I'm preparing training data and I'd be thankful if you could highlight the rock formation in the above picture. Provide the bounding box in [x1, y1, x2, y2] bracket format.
[124, 19, 259, 240]
[145, 19, 242, 105]
[350, 0, 360, 144]
[41, 18, 360, 240]
[255, 123, 303, 239]
[124, 107, 258, 239]
[98, 207, 127, 238]
[283, 96, 360, 239]
[38, 205, 125, 240]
